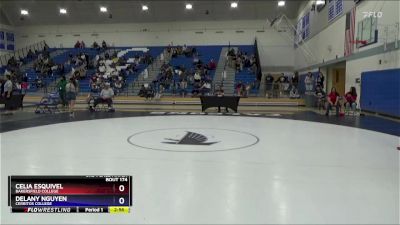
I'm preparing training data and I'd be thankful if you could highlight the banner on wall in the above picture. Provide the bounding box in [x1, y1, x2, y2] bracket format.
[0, 31, 5, 50]
[6, 32, 15, 51]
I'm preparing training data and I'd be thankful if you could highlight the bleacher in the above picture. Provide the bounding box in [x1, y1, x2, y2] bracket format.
[24, 48, 101, 92]
[164, 46, 222, 94]
[78, 47, 164, 93]
[233, 45, 259, 95]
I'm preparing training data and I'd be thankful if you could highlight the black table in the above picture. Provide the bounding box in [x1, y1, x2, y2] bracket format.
[200, 96, 240, 112]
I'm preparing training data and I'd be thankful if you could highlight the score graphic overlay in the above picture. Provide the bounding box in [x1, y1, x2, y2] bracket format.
[8, 176, 132, 213]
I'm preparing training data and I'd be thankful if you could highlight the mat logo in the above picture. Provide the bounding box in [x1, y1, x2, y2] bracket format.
[127, 128, 259, 152]
[163, 131, 218, 145]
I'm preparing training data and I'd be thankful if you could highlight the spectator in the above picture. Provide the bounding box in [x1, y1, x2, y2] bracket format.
[57, 76, 68, 107]
[21, 74, 29, 94]
[66, 78, 78, 117]
[289, 86, 300, 99]
[74, 40, 81, 48]
[93, 41, 100, 50]
[199, 81, 211, 95]
[235, 81, 243, 96]
[2, 75, 13, 115]
[90, 83, 114, 111]
[114, 80, 123, 95]
[304, 72, 314, 91]
[207, 59, 216, 70]
[325, 87, 341, 116]
[344, 86, 357, 112]
[291, 71, 299, 89]
[265, 73, 274, 98]
[80, 41, 86, 48]
[102, 40, 107, 49]
[316, 72, 325, 89]
[27, 49, 34, 59]
[314, 85, 326, 110]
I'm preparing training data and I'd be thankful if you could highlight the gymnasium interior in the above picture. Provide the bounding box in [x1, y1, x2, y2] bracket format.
[0, 0, 399, 224]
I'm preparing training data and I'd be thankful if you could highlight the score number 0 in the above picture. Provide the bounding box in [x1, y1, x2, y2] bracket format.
[118, 184, 125, 205]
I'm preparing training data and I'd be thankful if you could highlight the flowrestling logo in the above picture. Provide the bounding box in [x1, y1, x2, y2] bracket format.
[127, 128, 259, 152]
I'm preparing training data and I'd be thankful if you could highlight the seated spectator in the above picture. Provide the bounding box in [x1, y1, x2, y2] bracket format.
[114, 80, 123, 95]
[314, 85, 326, 110]
[199, 81, 211, 95]
[191, 82, 201, 97]
[344, 86, 357, 112]
[90, 83, 114, 111]
[235, 81, 243, 96]
[325, 87, 341, 116]
[207, 59, 216, 70]
[289, 86, 300, 99]
[27, 49, 34, 59]
[80, 41, 85, 48]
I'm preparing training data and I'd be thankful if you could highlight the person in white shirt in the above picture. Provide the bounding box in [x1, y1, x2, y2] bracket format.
[199, 81, 211, 95]
[65, 78, 78, 117]
[90, 83, 114, 111]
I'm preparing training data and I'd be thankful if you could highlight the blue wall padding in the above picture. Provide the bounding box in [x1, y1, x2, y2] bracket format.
[361, 68, 400, 117]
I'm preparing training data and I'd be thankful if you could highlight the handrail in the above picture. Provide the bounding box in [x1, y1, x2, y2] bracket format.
[0, 40, 46, 67]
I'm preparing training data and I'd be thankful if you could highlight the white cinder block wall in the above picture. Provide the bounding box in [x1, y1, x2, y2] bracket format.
[13, 20, 295, 68]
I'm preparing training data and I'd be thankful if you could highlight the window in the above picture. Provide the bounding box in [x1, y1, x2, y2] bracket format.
[328, 0, 343, 22]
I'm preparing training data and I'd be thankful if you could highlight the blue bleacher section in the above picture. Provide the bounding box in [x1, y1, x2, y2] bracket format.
[361, 68, 400, 117]
[78, 47, 164, 93]
[233, 45, 258, 94]
[164, 46, 222, 94]
[26, 48, 99, 92]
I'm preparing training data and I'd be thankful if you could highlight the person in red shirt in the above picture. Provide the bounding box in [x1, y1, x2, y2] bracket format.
[208, 59, 216, 70]
[325, 87, 341, 116]
[344, 86, 357, 111]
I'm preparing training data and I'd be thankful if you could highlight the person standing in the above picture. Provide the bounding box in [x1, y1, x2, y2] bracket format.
[316, 72, 325, 89]
[65, 78, 77, 117]
[2, 75, 13, 115]
[304, 72, 314, 92]
[57, 76, 67, 107]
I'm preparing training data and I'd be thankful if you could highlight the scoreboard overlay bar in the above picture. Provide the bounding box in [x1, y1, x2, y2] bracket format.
[8, 176, 132, 213]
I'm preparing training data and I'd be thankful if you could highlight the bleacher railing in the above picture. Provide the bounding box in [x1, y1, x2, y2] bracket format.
[0, 40, 46, 67]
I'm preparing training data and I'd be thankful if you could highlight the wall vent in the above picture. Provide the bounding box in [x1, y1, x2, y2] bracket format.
[195, 31, 204, 34]
[235, 30, 244, 33]
[55, 34, 63, 37]
[215, 31, 224, 33]
[73, 34, 81, 37]
[38, 35, 45, 37]
[256, 30, 265, 33]
[91, 33, 99, 36]
[21, 35, 28, 38]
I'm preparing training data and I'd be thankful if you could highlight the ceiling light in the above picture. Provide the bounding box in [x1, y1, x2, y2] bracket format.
[231, 2, 238, 8]
[185, 4, 193, 10]
[59, 8, 67, 14]
[142, 5, 149, 11]
[20, 9, 29, 15]
[100, 6, 107, 12]
[316, 0, 325, 5]
[278, 1, 285, 7]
